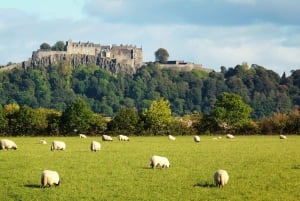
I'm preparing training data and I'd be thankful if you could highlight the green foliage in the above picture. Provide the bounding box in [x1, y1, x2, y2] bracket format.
[40, 42, 51, 50]
[51, 41, 65, 51]
[142, 99, 172, 135]
[59, 99, 94, 134]
[155, 48, 169, 63]
[0, 61, 297, 121]
[213, 92, 253, 133]
[107, 107, 139, 134]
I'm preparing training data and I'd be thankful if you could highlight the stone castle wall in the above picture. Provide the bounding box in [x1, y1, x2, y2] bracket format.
[30, 40, 144, 73]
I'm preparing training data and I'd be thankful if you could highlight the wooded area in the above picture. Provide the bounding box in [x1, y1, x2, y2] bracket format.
[0, 62, 299, 135]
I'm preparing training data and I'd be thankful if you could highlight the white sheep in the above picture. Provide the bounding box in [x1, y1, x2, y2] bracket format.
[51, 141, 66, 151]
[41, 170, 60, 187]
[226, 134, 234, 139]
[79, 134, 87, 139]
[40, 140, 47, 144]
[102, 135, 113, 141]
[150, 155, 170, 169]
[0, 139, 17, 150]
[90, 141, 101, 152]
[194, 135, 200, 142]
[168, 135, 176, 141]
[214, 169, 229, 187]
[118, 135, 129, 141]
[279, 135, 287, 139]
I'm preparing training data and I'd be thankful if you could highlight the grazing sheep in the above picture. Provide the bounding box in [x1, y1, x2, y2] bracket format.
[79, 134, 87, 139]
[150, 155, 170, 169]
[194, 135, 200, 142]
[279, 135, 287, 139]
[41, 170, 60, 187]
[168, 135, 176, 141]
[102, 135, 113, 141]
[40, 140, 47, 144]
[0, 139, 17, 150]
[214, 169, 229, 187]
[90, 141, 101, 152]
[118, 135, 129, 141]
[226, 134, 234, 139]
[51, 141, 66, 151]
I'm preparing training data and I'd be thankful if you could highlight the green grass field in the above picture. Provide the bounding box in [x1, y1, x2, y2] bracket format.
[0, 135, 299, 201]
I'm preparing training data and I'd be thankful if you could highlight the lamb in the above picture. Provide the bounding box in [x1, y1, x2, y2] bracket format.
[90, 141, 101, 152]
[150, 155, 170, 169]
[118, 135, 129, 141]
[102, 135, 113, 141]
[194, 135, 200, 142]
[51, 141, 66, 151]
[214, 169, 229, 187]
[279, 135, 287, 139]
[40, 140, 47, 144]
[0, 139, 17, 150]
[168, 135, 176, 141]
[226, 134, 234, 139]
[79, 134, 87, 139]
[41, 170, 60, 187]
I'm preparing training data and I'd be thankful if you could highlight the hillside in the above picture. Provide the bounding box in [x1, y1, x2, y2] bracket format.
[0, 60, 299, 119]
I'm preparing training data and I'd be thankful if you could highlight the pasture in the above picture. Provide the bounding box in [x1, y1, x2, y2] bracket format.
[0, 135, 299, 201]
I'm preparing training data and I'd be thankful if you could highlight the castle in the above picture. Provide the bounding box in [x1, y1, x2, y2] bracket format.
[28, 40, 143, 74]
[1, 39, 211, 74]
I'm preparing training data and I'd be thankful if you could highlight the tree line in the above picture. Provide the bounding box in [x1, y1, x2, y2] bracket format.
[0, 60, 300, 134]
[0, 94, 299, 137]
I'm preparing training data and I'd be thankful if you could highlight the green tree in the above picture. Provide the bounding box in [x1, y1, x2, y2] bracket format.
[88, 113, 107, 134]
[40, 42, 51, 50]
[59, 99, 94, 134]
[0, 105, 8, 135]
[142, 99, 172, 135]
[155, 48, 169, 64]
[213, 92, 252, 133]
[12, 106, 40, 135]
[107, 107, 139, 134]
[51, 41, 65, 51]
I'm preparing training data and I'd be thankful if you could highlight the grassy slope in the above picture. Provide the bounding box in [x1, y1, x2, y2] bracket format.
[0, 136, 299, 201]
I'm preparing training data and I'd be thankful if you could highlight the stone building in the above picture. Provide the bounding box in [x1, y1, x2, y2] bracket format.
[30, 40, 143, 74]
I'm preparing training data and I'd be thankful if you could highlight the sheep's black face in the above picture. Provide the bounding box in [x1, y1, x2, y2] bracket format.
[55, 180, 60, 186]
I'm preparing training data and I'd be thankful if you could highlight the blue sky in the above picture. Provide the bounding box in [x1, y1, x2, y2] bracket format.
[1, 0, 300, 75]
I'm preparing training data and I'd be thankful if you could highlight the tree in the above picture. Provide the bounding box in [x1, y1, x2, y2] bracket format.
[40, 42, 51, 50]
[155, 48, 169, 64]
[142, 99, 172, 135]
[213, 92, 252, 133]
[107, 107, 139, 134]
[51, 41, 65, 51]
[59, 99, 94, 134]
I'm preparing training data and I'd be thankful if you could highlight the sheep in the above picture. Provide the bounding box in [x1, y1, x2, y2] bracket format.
[79, 134, 87, 139]
[194, 135, 200, 142]
[118, 135, 129, 141]
[150, 155, 170, 169]
[102, 135, 113, 141]
[41, 170, 60, 187]
[279, 135, 287, 139]
[40, 140, 47, 144]
[226, 134, 234, 139]
[51, 141, 66, 151]
[90, 141, 101, 152]
[168, 135, 176, 141]
[0, 139, 17, 150]
[214, 169, 229, 187]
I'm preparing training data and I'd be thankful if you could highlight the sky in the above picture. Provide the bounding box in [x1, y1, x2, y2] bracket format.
[1, 0, 300, 76]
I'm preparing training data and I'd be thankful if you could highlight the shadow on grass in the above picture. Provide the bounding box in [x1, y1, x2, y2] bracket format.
[194, 181, 216, 188]
[292, 165, 300, 169]
[24, 184, 41, 188]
